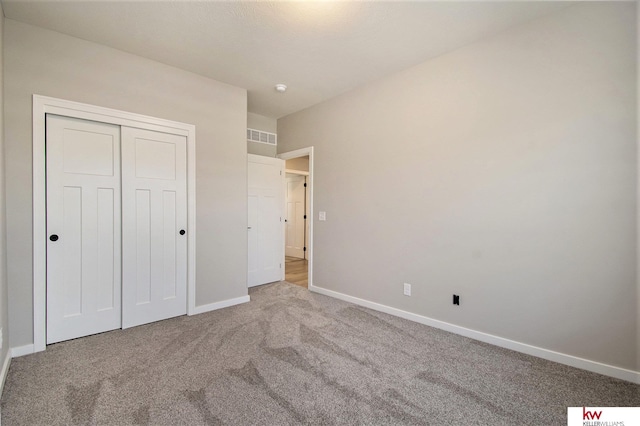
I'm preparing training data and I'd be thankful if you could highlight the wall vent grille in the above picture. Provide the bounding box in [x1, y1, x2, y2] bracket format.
[247, 128, 277, 146]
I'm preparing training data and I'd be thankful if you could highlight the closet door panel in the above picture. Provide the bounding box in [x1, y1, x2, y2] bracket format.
[121, 127, 187, 328]
[46, 115, 122, 344]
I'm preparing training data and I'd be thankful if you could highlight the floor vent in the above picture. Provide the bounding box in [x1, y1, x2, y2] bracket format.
[247, 128, 277, 146]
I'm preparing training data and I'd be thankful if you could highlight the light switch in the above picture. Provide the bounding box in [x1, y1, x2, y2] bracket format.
[319, 211, 326, 221]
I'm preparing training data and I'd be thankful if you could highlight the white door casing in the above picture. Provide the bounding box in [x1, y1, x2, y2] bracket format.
[121, 127, 188, 328]
[285, 175, 306, 259]
[248, 154, 284, 287]
[305, 176, 310, 261]
[46, 115, 122, 344]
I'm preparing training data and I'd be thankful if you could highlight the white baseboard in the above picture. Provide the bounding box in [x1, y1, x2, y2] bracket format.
[10, 344, 35, 358]
[10, 298, 252, 360]
[0, 349, 11, 395]
[190, 295, 250, 315]
[308, 284, 640, 384]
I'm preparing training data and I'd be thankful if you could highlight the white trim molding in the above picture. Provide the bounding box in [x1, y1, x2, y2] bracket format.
[278, 147, 314, 287]
[636, 1, 640, 378]
[309, 284, 640, 385]
[0, 350, 11, 395]
[32, 95, 197, 353]
[10, 344, 35, 358]
[190, 296, 250, 315]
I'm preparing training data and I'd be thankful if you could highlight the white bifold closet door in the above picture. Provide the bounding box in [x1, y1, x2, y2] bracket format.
[46, 115, 187, 344]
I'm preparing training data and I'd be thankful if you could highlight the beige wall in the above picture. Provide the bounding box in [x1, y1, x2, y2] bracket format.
[286, 156, 309, 172]
[0, 7, 9, 365]
[279, 3, 638, 371]
[5, 20, 248, 348]
[248, 112, 277, 157]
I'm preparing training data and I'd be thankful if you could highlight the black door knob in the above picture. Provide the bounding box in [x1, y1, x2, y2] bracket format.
[179, 230, 186, 235]
[49, 234, 59, 242]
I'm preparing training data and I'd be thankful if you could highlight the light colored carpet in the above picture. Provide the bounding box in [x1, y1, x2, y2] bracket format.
[2, 281, 638, 425]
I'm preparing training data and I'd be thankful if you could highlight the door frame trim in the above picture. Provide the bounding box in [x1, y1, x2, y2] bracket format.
[33, 95, 197, 352]
[278, 147, 314, 288]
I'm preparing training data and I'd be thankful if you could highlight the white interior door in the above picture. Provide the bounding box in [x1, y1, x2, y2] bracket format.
[46, 115, 122, 344]
[248, 154, 284, 287]
[285, 175, 306, 259]
[121, 127, 188, 328]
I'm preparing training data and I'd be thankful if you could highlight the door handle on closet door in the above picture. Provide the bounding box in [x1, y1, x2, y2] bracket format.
[49, 234, 59, 242]
[179, 230, 186, 235]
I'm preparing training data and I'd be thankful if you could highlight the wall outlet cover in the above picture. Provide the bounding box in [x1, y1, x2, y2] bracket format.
[403, 283, 411, 296]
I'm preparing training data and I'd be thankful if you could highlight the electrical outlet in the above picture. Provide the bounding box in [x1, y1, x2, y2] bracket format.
[403, 283, 411, 296]
[453, 294, 460, 305]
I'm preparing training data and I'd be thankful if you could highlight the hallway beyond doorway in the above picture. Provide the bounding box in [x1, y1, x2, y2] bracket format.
[285, 256, 308, 288]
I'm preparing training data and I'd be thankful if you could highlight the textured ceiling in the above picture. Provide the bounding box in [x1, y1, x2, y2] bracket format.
[2, 1, 571, 119]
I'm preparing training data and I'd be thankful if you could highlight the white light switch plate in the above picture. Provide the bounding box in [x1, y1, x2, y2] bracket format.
[319, 211, 326, 221]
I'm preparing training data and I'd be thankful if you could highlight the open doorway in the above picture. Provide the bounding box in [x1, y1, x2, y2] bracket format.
[279, 148, 314, 289]
[285, 170, 308, 287]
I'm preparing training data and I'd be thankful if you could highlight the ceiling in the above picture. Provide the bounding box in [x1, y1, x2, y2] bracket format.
[2, 1, 571, 119]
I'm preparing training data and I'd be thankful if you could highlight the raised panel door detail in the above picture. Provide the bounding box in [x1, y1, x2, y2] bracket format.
[260, 195, 277, 271]
[135, 138, 176, 180]
[259, 194, 281, 282]
[63, 128, 114, 176]
[96, 188, 115, 311]
[135, 189, 152, 305]
[62, 186, 82, 317]
[162, 190, 177, 300]
[248, 162, 282, 189]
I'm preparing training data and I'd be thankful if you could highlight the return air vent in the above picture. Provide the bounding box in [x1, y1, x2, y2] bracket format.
[247, 128, 277, 146]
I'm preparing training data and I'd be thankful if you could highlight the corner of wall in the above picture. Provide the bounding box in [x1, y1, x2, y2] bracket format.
[636, 0, 640, 374]
[0, 348, 10, 396]
[0, 0, 11, 398]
